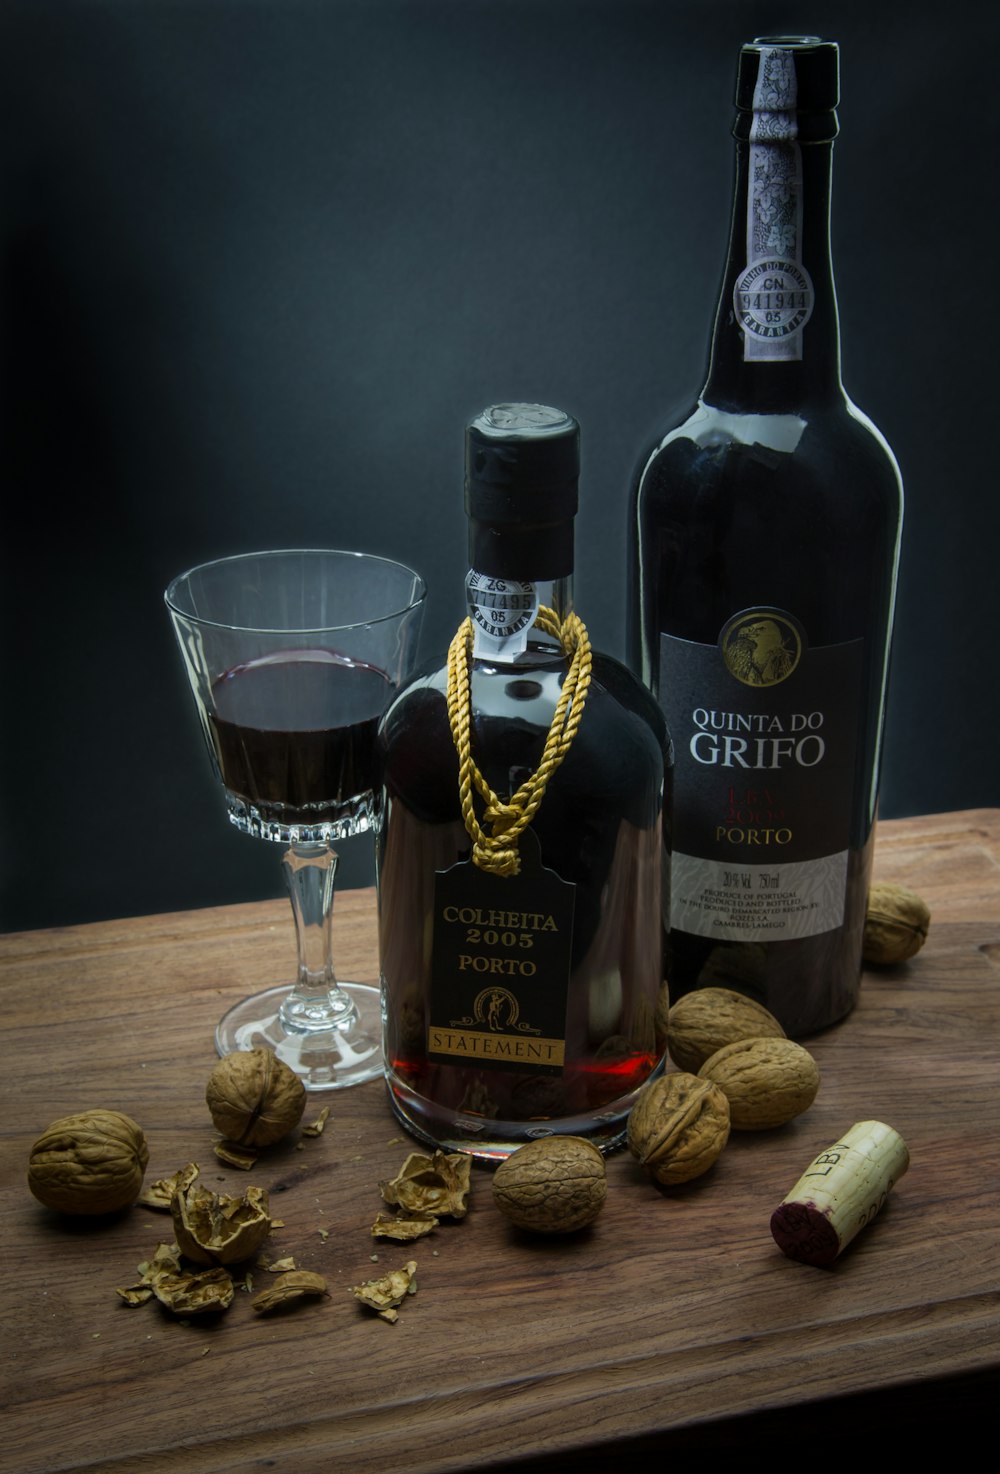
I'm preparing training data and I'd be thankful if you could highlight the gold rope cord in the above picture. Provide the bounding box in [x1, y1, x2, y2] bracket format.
[446, 606, 592, 877]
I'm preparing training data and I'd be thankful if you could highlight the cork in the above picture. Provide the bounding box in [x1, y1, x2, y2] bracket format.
[770, 1120, 910, 1267]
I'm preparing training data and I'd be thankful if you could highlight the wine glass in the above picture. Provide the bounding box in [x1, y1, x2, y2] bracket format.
[165, 549, 425, 1089]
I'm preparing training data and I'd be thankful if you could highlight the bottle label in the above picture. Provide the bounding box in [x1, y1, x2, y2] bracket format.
[659, 610, 862, 942]
[737, 45, 812, 362]
[466, 569, 539, 660]
[427, 830, 576, 1075]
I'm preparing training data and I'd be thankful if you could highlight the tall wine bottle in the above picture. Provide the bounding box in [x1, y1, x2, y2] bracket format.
[628, 37, 903, 1036]
[378, 404, 668, 1161]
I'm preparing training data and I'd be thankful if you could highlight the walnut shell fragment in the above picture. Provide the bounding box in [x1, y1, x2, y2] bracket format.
[137, 1162, 200, 1211]
[352, 1261, 418, 1323]
[380, 1151, 471, 1220]
[627, 1072, 731, 1184]
[117, 1241, 235, 1315]
[206, 1048, 306, 1148]
[667, 987, 785, 1073]
[302, 1106, 331, 1138]
[252, 1270, 328, 1315]
[863, 882, 931, 965]
[28, 1109, 149, 1216]
[493, 1136, 606, 1234]
[371, 1212, 439, 1242]
[213, 1140, 257, 1170]
[152, 1267, 235, 1315]
[171, 1182, 271, 1265]
[698, 1037, 820, 1130]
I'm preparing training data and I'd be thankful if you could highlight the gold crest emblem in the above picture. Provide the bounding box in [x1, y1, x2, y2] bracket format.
[721, 610, 802, 687]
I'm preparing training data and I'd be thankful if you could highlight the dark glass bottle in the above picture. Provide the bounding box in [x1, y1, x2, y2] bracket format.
[378, 404, 668, 1161]
[628, 38, 903, 1036]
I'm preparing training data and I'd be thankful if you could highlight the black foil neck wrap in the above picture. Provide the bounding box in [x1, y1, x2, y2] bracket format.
[465, 403, 579, 580]
[734, 36, 839, 144]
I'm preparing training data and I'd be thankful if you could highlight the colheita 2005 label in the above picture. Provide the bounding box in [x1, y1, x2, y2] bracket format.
[660, 608, 862, 942]
[428, 829, 576, 1075]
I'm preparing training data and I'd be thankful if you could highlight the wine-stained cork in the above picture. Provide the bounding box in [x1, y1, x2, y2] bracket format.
[770, 1120, 910, 1266]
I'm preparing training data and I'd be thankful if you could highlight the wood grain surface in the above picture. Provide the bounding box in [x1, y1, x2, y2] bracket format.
[2, 810, 999, 1472]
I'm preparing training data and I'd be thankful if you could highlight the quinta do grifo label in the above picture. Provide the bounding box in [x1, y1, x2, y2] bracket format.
[660, 608, 863, 942]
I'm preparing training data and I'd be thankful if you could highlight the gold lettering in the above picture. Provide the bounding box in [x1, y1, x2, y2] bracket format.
[428, 1028, 565, 1067]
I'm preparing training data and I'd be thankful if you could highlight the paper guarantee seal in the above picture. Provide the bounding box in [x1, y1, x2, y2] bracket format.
[734, 259, 814, 344]
[466, 570, 539, 654]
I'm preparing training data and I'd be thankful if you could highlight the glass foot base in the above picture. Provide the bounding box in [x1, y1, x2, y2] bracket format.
[215, 982, 383, 1090]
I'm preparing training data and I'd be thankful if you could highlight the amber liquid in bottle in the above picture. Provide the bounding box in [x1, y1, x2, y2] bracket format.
[628, 39, 902, 1035]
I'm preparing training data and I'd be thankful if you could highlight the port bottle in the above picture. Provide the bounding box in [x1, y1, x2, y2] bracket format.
[628, 38, 903, 1035]
[378, 403, 667, 1160]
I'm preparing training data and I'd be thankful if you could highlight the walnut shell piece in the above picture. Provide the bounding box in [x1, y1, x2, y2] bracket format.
[380, 1151, 471, 1220]
[28, 1109, 149, 1215]
[627, 1073, 731, 1184]
[137, 1161, 200, 1211]
[863, 882, 931, 965]
[170, 1182, 271, 1265]
[206, 1048, 306, 1148]
[116, 1240, 236, 1315]
[492, 1136, 607, 1234]
[698, 1037, 820, 1130]
[351, 1261, 418, 1324]
[252, 1270, 329, 1316]
[667, 987, 785, 1073]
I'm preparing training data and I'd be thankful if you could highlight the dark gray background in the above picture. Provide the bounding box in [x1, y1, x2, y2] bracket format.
[2, 0, 995, 933]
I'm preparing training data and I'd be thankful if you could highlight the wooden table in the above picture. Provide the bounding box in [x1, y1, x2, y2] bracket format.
[3, 810, 999, 1471]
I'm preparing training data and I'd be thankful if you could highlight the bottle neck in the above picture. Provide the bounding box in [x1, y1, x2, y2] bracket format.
[703, 134, 844, 413]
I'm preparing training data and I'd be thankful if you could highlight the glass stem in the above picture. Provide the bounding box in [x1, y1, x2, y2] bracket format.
[279, 844, 356, 1032]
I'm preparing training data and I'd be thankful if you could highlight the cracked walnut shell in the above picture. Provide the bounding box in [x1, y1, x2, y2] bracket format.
[667, 987, 785, 1073]
[698, 1037, 820, 1130]
[627, 1073, 731, 1184]
[492, 1136, 606, 1234]
[206, 1048, 306, 1148]
[171, 1181, 271, 1265]
[28, 1110, 149, 1215]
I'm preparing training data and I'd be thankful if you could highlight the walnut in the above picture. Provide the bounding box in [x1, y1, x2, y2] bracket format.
[667, 987, 785, 1073]
[27, 1110, 149, 1215]
[863, 882, 931, 965]
[698, 1037, 820, 1130]
[627, 1072, 730, 1184]
[170, 1181, 271, 1265]
[492, 1136, 606, 1234]
[205, 1049, 306, 1148]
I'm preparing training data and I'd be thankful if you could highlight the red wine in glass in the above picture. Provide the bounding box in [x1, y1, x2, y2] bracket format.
[209, 649, 392, 827]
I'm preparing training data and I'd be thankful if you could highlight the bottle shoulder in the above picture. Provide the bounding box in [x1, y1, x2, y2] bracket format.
[378, 645, 666, 825]
[382, 647, 666, 751]
[633, 395, 903, 510]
